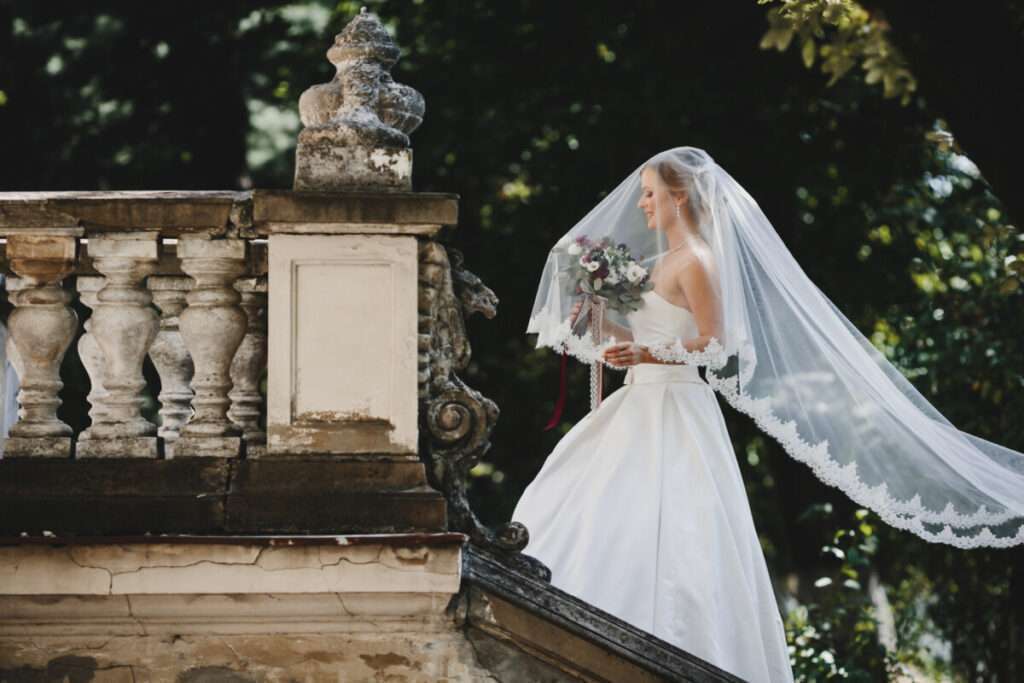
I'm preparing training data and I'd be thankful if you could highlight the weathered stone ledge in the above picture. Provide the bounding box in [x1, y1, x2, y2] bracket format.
[0, 532, 468, 548]
[0, 534, 467, 641]
[0, 189, 458, 238]
[0, 458, 449, 535]
[0, 536, 463, 596]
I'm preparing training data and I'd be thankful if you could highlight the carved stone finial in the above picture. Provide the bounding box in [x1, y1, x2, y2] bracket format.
[294, 10, 425, 192]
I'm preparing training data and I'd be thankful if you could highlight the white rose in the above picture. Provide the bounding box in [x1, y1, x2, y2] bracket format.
[585, 261, 601, 272]
[606, 271, 621, 285]
[567, 242, 582, 256]
[626, 263, 647, 283]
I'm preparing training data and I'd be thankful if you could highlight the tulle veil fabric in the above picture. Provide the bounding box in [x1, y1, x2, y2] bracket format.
[527, 147, 1024, 549]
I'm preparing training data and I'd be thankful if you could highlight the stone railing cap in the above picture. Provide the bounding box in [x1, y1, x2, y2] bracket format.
[0, 532, 469, 548]
[0, 189, 459, 237]
[252, 189, 457, 236]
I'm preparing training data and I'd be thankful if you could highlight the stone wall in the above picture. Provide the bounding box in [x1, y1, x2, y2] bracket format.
[0, 536, 500, 682]
[0, 634, 495, 682]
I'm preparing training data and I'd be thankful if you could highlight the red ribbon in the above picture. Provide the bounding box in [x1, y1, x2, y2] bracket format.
[544, 352, 570, 431]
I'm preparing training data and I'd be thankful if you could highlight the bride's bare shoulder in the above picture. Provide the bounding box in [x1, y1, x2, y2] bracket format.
[665, 241, 716, 277]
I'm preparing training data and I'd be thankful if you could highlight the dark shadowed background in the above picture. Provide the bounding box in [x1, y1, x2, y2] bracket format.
[2, 1, 1022, 679]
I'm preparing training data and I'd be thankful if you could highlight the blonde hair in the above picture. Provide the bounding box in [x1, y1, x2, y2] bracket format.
[648, 160, 705, 222]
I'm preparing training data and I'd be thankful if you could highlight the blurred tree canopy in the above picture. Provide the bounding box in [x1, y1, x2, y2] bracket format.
[1, 1, 1022, 679]
[759, 0, 1024, 225]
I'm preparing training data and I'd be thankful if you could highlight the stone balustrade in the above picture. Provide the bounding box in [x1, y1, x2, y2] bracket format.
[0, 9, 572, 681]
[0, 7, 542, 583]
[0, 190, 456, 463]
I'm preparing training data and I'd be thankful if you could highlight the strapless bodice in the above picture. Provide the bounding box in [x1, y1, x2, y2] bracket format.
[624, 290, 704, 385]
[627, 290, 699, 343]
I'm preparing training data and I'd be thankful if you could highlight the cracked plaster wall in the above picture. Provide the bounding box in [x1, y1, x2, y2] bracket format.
[0, 542, 458, 596]
[0, 542, 506, 681]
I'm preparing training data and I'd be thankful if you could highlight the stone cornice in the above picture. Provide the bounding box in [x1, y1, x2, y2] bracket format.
[0, 190, 458, 238]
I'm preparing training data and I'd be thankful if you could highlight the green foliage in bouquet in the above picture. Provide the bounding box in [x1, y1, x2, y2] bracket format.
[566, 236, 652, 315]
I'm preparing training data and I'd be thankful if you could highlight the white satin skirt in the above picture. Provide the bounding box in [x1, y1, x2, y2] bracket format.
[512, 363, 794, 683]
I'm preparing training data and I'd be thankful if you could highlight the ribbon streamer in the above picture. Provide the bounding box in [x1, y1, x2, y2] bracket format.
[543, 294, 605, 430]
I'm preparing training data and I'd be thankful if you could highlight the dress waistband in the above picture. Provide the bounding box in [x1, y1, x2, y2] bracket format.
[624, 364, 706, 386]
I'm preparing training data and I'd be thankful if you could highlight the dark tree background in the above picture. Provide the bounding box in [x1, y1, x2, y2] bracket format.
[2, 1, 1022, 679]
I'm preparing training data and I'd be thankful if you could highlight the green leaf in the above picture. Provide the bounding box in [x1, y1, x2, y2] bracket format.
[801, 38, 816, 68]
[999, 277, 1020, 294]
[864, 67, 883, 85]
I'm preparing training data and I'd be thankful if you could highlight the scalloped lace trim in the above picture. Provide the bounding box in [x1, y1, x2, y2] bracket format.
[528, 313, 732, 370]
[705, 369, 1024, 549]
[645, 336, 730, 369]
[528, 314, 1024, 549]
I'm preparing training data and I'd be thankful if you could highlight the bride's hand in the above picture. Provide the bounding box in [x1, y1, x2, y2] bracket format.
[603, 342, 648, 368]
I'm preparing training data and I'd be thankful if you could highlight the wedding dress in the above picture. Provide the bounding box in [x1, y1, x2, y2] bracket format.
[519, 144, 1024, 680]
[512, 289, 794, 683]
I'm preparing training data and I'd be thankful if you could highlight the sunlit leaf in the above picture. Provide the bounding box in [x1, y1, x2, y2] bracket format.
[801, 38, 816, 67]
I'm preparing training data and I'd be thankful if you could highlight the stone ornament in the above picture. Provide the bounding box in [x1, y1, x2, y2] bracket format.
[173, 236, 248, 458]
[2, 235, 78, 458]
[294, 8, 425, 191]
[76, 232, 160, 458]
[418, 241, 551, 580]
[147, 275, 195, 442]
[228, 275, 268, 457]
[76, 276, 110, 428]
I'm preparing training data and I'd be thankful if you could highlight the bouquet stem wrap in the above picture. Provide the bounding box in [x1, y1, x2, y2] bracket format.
[588, 295, 606, 411]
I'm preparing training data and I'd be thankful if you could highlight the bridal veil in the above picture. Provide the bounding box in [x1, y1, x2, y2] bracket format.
[527, 147, 1024, 549]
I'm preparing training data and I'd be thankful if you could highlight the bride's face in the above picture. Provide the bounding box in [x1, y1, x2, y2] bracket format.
[638, 167, 672, 230]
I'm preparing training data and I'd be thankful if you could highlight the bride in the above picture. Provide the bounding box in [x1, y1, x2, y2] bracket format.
[513, 147, 1024, 683]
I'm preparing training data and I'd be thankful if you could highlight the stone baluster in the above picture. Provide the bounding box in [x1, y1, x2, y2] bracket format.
[1, 290, 24, 436]
[3, 235, 78, 458]
[77, 232, 160, 458]
[173, 236, 247, 458]
[3, 279, 26, 379]
[76, 276, 109, 428]
[148, 276, 195, 443]
[228, 275, 268, 457]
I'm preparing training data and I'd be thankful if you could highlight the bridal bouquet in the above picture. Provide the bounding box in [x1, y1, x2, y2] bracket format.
[566, 236, 650, 314]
